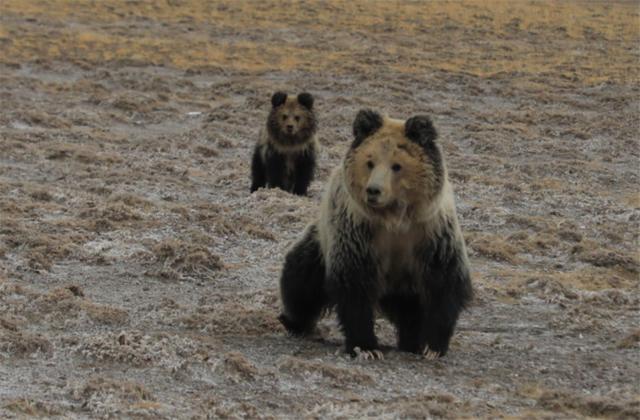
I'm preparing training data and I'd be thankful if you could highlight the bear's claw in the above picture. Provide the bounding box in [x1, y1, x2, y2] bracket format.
[423, 349, 441, 360]
[353, 347, 384, 361]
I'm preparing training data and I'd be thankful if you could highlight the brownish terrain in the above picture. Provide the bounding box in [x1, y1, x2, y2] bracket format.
[0, 0, 638, 418]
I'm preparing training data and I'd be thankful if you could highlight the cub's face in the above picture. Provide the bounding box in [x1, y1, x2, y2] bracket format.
[267, 91, 317, 146]
[345, 110, 444, 214]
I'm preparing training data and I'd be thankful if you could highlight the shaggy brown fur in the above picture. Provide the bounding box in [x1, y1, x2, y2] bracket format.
[250, 92, 318, 195]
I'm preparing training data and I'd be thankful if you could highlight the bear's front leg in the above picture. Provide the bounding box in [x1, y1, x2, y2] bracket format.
[264, 147, 287, 190]
[325, 211, 382, 359]
[291, 148, 316, 196]
[334, 285, 379, 357]
[418, 239, 473, 357]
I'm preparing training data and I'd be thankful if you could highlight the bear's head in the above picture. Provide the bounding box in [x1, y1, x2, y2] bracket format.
[344, 109, 444, 218]
[267, 91, 317, 146]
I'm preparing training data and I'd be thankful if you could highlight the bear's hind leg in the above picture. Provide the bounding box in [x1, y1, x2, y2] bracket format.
[279, 226, 327, 336]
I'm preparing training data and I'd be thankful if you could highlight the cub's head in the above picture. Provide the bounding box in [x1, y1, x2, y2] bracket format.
[344, 109, 444, 217]
[267, 91, 317, 146]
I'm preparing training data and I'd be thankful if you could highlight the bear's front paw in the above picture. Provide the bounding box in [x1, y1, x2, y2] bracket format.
[352, 346, 384, 361]
[423, 348, 443, 360]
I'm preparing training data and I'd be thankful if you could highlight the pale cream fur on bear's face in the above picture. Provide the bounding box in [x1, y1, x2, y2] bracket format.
[345, 118, 441, 219]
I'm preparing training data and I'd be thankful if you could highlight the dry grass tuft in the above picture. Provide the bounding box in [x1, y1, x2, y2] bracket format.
[147, 239, 223, 280]
[617, 330, 640, 349]
[194, 145, 219, 158]
[220, 352, 260, 380]
[557, 229, 583, 243]
[192, 203, 278, 240]
[3, 227, 82, 271]
[34, 286, 128, 325]
[28, 189, 54, 202]
[577, 249, 639, 275]
[468, 233, 520, 264]
[108, 193, 154, 209]
[180, 302, 282, 336]
[24, 111, 71, 129]
[536, 389, 640, 418]
[71, 376, 157, 416]
[46, 143, 122, 164]
[77, 330, 199, 369]
[4, 398, 61, 416]
[305, 392, 460, 418]
[279, 356, 374, 386]
[82, 301, 129, 325]
[81, 202, 143, 222]
[110, 92, 161, 113]
[525, 276, 579, 305]
[0, 323, 52, 356]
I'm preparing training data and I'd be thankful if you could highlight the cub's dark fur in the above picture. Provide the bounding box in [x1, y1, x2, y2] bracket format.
[279, 109, 472, 358]
[250, 91, 318, 195]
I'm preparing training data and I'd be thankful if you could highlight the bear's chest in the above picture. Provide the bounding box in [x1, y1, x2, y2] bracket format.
[372, 228, 424, 292]
[284, 154, 297, 176]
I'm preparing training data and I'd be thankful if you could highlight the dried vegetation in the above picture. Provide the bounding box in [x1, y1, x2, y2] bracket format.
[0, 0, 637, 417]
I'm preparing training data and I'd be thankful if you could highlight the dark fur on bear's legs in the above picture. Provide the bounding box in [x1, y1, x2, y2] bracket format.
[250, 145, 266, 193]
[250, 144, 288, 193]
[279, 226, 327, 336]
[292, 149, 316, 196]
[335, 288, 379, 356]
[381, 286, 468, 356]
[420, 236, 473, 356]
[325, 229, 380, 356]
[264, 147, 287, 191]
[423, 293, 459, 356]
[423, 275, 471, 356]
[380, 293, 428, 354]
[251, 144, 315, 195]
[380, 234, 473, 357]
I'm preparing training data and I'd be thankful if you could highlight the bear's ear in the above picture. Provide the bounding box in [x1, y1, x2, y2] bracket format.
[297, 92, 314, 110]
[271, 91, 287, 108]
[405, 115, 438, 146]
[352, 109, 383, 148]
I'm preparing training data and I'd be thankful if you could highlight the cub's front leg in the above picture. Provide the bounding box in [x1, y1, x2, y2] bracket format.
[264, 147, 287, 190]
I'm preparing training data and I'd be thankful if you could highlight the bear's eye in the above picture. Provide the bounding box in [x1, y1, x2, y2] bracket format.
[392, 163, 402, 172]
[366, 160, 374, 170]
[282, 115, 288, 121]
[294, 116, 300, 122]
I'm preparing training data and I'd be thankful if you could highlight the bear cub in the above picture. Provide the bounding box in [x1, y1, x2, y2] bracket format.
[250, 91, 317, 196]
[279, 109, 472, 359]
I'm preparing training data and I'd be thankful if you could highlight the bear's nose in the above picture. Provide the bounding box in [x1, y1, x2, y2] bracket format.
[286, 124, 294, 131]
[366, 186, 381, 197]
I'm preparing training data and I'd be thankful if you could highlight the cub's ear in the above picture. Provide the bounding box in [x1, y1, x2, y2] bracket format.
[405, 115, 438, 146]
[271, 91, 287, 108]
[352, 109, 383, 148]
[297, 92, 314, 110]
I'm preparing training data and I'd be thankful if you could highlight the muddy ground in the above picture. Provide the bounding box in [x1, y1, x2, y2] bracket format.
[0, 0, 639, 418]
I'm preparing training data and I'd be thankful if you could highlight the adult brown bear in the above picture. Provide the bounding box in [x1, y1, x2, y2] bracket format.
[279, 109, 472, 359]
